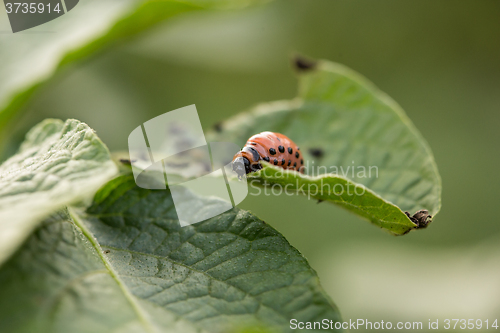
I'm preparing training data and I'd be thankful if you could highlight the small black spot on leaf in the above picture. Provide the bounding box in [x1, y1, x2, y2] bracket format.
[309, 148, 324, 158]
[213, 122, 223, 133]
[293, 55, 317, 71]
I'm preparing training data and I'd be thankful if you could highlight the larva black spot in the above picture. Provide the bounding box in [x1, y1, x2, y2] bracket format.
[119, 159, 132, 165]
[293, 162, 297, 168]
[288, 160, 291, 166]
[251, 163, 262, 172]
[274, 159, 278, 165]
[297, 147, 300, 151]
[288, 147, 293, 154]
[281, 158, 285, 165]
[269, 148, 276, 155]
[276, 136, 281, 142]
[249, 142, 257, 145]
[278, 145, 284, 153]
[295, 151, 299, 158]
[301, 159, 304, 165]
[263, 156, 270, 162]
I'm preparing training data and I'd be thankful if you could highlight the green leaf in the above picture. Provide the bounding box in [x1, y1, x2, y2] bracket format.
[0, 174, 342, 333]
[0, 0, 264, 151]
[0, 211, 200, 333]
[249, 163, 416, 235]
[209, 58, 441, 235]
[0, 119, 117, 267]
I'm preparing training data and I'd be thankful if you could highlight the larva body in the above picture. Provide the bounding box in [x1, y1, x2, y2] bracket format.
[232, 131, 304, 177]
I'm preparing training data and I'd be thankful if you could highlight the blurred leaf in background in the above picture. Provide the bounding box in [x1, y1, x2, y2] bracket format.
[0, 0, 267, 157]
[1, 0, 499, 327]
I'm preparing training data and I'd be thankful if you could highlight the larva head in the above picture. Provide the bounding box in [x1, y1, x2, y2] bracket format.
[232, 145, 262, 178]
[232, 156, 250, 179]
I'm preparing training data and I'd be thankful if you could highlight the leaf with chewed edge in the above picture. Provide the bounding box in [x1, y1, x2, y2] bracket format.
[250, 162, 416, 235]
[209, 58, 441, 235]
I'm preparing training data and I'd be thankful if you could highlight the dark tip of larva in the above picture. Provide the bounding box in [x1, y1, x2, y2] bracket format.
[213, 122, 223, 133]
[317, 200, 324, 204]
[269, 148, 276, 155]
[293, 55, 317, 72]
[281, 158, 285, 165]
[274, 159, 278, 165]
[288, 147, 293, 154]
[278, 145, 284, 153]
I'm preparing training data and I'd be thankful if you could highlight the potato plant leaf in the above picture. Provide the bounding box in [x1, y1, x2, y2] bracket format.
[209, 58, 441, 235]
[0, 119, 117, 266]
[0, 174, 342, 333]
[250, 162, 415, 235]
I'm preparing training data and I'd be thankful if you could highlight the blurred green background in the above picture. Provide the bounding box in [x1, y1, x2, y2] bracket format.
[3, 0, 500, 328]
